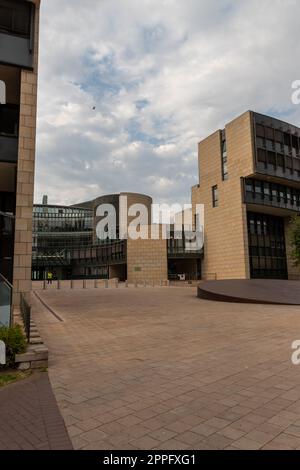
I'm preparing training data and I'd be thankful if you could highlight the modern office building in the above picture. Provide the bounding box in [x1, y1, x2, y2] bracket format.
[32, 193, 202, 282]
[0, 0, 41, 324]
[192, 110, 300, 281]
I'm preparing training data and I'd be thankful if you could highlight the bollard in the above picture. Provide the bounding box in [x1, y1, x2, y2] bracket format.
[94, 279, 98, 289]
[134, 281, 138, 288]
[125, 280, 128, 288]
[115, 279, 119, 289]
[83, 279, 86, 289]
[57, 280, 60, 290]
[144, 280, 147, 288]
[167, 280, 170, 287]
[43, 280, 46, 290]
[105, 279, 109, 289]
[160, 280, 163, 288]
[71, 280, 74, 289]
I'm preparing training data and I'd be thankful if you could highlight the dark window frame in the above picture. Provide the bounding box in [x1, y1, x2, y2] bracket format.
[212, 185, 219, 208]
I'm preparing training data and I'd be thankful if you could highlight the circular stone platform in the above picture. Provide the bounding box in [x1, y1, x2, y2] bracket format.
[197, 280, 300, 305]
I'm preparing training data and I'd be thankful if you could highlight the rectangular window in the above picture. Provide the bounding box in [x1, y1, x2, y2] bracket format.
[0, 0, 31, 38]
[221, 138, 228, 180]
[212, 185, 219, 208]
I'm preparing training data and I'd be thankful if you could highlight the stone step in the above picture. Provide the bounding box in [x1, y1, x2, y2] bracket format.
[30, 337, 43, 345]
[30, 332, 40, 339]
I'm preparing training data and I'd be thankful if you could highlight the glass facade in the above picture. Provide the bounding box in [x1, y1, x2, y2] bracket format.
[32, 204, 127, 280]
[33, 205, 93, 278]
[247, 212, 288, 280]
[254, 113, 300, 183]
[244, 178, 300, 212]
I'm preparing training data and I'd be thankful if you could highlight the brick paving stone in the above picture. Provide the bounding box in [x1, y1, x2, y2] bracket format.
[130, 436, 160, 450]
[30, 287, 300, 450]
[0, 372, 72, 450]
[148, 428, 177, 442]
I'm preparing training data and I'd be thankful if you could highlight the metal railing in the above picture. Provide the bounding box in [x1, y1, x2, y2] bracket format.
[0, 273, 13, 327]
[20, 294, 31, 342]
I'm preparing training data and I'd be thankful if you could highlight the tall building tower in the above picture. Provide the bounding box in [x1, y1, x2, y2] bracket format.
[192, 111, 300, 281]
[0, 0, 41, 318]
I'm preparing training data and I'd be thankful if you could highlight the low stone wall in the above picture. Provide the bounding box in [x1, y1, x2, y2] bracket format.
[15, 344, 48, 371]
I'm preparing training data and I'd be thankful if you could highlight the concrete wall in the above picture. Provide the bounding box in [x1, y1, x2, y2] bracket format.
[192, 111, 255, 280]
[127, 226, 168, 283]
[12, 0, 40, 305]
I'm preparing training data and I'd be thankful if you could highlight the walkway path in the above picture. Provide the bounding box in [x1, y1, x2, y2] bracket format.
[0, 372, 72, 450]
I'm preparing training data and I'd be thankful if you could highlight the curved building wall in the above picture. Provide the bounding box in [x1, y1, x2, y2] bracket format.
[82, 193, 153, 243]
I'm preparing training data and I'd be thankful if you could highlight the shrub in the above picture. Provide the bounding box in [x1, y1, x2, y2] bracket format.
[0, 325, 27, 369]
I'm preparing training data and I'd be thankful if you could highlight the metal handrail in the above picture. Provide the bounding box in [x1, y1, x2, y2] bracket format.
[0, 272, 13, 290]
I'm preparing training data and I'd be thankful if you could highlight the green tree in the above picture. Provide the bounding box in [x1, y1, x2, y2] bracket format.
[290, 216, 300, 266]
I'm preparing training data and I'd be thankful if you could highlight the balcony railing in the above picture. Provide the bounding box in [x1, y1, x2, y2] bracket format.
[0, 272, 12, 327]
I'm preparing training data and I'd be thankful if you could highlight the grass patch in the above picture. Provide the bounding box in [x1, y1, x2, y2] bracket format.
[0, 370, 32, 388]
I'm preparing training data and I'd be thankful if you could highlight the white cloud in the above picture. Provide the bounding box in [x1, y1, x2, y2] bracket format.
[35, 0, 300, 207]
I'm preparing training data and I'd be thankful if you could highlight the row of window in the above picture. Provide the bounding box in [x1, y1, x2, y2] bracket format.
[256, 137, 300, 159]
[32, 233, 93, 250]
[257, 148, 300, 177]
[72, 242, 126, 263]
[245, 178, 300, 208]
[33, 219, 93, 232]
[33, 205, 92, 217]
[256, 123, 300, 151]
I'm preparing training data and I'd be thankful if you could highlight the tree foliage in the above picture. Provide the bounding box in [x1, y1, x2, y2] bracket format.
[290, 216, 300, 266]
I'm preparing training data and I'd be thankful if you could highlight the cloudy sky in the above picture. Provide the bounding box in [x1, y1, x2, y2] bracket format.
[34, 0, 300, 206]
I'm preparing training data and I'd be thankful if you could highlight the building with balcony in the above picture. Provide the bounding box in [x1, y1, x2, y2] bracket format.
[32, 193, 203, 282]
[0, 0, 41, 326]
[192, 111, 300, 281]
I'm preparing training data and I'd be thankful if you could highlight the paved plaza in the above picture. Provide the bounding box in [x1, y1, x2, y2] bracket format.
[28, 285, 300, 450]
